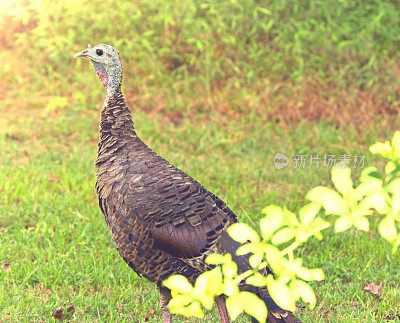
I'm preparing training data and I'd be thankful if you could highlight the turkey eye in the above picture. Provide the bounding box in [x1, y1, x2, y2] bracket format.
[96, 49, 103, 56]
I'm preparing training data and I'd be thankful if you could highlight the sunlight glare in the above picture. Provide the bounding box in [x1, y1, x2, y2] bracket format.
[0, 0, 23, 17]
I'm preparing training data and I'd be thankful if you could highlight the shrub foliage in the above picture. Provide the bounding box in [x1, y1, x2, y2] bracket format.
[163, 131, 400, 322]
[1, 0, 400, 124]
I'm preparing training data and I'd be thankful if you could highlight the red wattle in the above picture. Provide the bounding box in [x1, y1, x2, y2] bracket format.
[96, 71, 108, 88]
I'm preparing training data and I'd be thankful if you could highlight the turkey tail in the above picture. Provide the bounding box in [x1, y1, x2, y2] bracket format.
[217, 231, 302, 323]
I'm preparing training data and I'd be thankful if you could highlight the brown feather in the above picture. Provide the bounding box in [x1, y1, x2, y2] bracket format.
[93, 73, 301, 322]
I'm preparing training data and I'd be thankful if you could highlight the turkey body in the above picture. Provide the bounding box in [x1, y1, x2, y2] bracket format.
[94, 89, 299, 322]
[73, 42, 301, 322]
[93, 87, 301, 322]
[95, 89, 237, 284]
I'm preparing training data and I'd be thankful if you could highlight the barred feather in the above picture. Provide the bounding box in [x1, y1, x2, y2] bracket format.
[81, 44, 302, 322]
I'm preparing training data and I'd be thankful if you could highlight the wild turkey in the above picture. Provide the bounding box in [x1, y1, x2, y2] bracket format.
[74, 44, 301, 323]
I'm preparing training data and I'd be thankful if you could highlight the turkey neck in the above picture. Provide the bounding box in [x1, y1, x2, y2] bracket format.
[97, 86, 142, 158]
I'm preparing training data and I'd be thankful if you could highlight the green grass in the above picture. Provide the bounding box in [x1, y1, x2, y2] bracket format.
[0, 102, 399, 322]
[1, 0, 400, 320]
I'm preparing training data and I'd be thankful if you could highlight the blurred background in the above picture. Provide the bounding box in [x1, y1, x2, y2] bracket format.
[0, 0, 399, 321]
[2, 0, 400, 125]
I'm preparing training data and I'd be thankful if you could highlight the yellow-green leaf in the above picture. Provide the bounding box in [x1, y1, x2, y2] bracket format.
[182, 301, 204, 318]
[246, 272, 268, 287]
[163, 275, 192, 294]
[227, 223, 260, 243]
[387, 178, 400, 193]
[369, 141, 393, 158]
[391, 131, 400, 155]
[168, 294, 192, 308]
[206, 268, 223, 295]
[307, 186, 348, 215]
[353, 216, 369, 231]
[310, 268, 325, 281]
[206, 253, 230, 265]
[283, 209, 300, 226]
[239, 291, 268, 322]
[194, 268, 223, 302]
[260, 205, 284, 240]
[271, 228, 296, 245]
[266, 276, 295, 311]
[223, 279, 239, 297]
[385, 161, 396, 175]
[379, 216, 397, 242]
[331, 166, 353, 196]
[222, 261, 238, 278]
[360, 166, 380, 181]
[249, 253, 263, 268]
[196, 293, 214, 310]
[335, 216, 352, 232]
[236, 243, 256, 256]
[226, 294, 243, 320]
[264, 245, 285, 274]
[296, 265, 314, 281]
[299, 202, 321, 225]
[392, 235, 400, 253]
[392, 192, 400, 216]
[291, 280, 316, 308]
[359, 192, 387, 214]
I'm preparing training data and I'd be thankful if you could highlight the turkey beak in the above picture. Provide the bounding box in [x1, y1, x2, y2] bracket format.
[73, 49, 90, 59]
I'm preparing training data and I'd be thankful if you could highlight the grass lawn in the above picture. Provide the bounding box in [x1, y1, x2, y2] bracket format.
[0, 98, 399, 322]
[1, 0, 400, 320]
